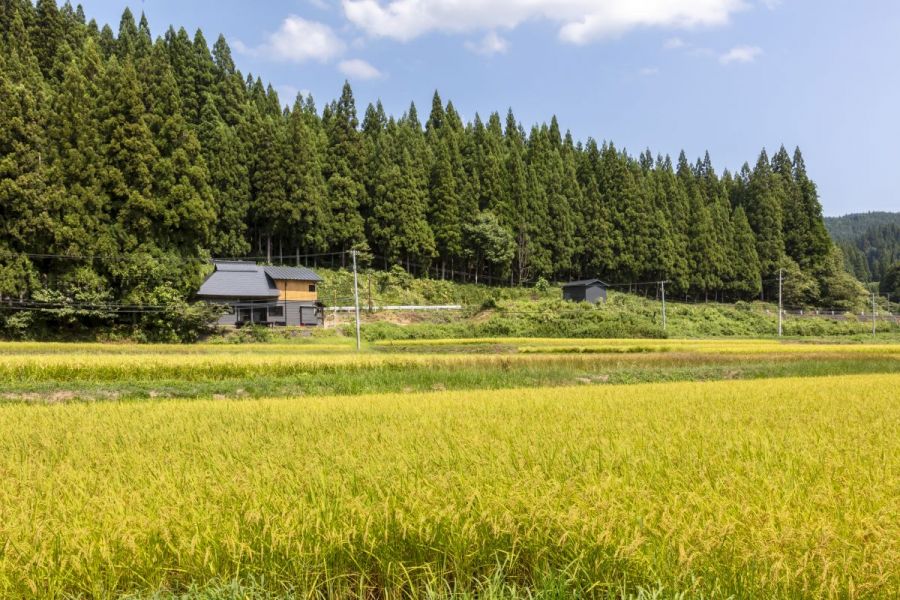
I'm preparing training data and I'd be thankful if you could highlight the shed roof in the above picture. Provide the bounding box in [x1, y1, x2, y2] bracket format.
[263, 265, 323, 282]
[562, 279, 608, 288]
[213, 261, 259, 272]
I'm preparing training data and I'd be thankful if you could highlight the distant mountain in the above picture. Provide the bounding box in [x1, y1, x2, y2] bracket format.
[825, 212, 900, 243]
[826, 213, 900, 282]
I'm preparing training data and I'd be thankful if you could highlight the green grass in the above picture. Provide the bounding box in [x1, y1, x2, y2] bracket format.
[1, 374, 897, 598]
[342, 295, 899, 342]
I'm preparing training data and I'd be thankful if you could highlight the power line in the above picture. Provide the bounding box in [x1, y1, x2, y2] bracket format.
[0, 250, 347, 263]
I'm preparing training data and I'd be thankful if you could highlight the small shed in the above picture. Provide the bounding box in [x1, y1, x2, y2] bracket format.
[562, 279, 608, 304]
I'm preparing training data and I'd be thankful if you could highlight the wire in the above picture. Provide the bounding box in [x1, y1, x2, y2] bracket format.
[0, 250, 347, 263]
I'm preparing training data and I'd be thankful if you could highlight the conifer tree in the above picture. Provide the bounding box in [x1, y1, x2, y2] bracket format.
[285, 95, 329, 256]
[32, 0, 64, 79]
[96, 56, 159, 249]
[44, 38, 108, 258]
[324, 82, 366, 255]
[198, 95, 250, 256]
[744, 149, 786, 295]
[116, 8, 138, 60]
[729, 205, 762, 298]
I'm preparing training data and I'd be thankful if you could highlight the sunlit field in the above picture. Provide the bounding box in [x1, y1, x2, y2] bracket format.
[1, 338, 898, 383]
[0, 374, 897, 598]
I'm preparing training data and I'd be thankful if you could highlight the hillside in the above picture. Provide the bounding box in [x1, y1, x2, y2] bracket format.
[825, 212, 900, 242]
[207, 267, 896, 343]
[826, 213, 900, 283]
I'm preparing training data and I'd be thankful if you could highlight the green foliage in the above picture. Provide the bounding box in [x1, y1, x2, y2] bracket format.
[829, 218, 899, 284]
[880, 262, 900, 299]
[0, 2, 862, 341]
[463, 211, 515, 282]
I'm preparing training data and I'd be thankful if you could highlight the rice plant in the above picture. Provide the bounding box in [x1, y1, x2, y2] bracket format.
[0, 374, 897, 598]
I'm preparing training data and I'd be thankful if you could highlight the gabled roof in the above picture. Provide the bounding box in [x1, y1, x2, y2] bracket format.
[196, 261, 322, 299]
[198, 266, 279, 299]
[562, 279, 608, 288]
[264, 265, 322, 282]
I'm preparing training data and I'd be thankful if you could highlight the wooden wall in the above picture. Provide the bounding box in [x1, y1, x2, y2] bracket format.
[275, 280, 318, 302]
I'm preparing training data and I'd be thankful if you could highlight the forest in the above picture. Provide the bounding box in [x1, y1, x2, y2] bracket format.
[826, 212, 900, 288]
[0, 1, 868, 337]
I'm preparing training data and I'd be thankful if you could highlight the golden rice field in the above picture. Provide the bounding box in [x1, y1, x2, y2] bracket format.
[1, 339, 898, 384]
[0, 372, 898, 598]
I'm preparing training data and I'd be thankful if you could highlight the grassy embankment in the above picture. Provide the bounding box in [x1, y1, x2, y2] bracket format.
[313, 268, 899, 341]
[1, 339, 898, 403]
[0, 374, 897, 598]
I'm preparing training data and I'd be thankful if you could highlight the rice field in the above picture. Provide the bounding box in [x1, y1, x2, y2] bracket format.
[0, 372, 898, 597]
[0, 340, 898, 598]
[1, 339, 898, 384]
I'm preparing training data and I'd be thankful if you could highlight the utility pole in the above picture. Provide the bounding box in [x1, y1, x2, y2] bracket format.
[777, 268, 783, 338]
[351, 250, 361, 351]
[872, 292, 877, 337]
[661, 280, 667, 332]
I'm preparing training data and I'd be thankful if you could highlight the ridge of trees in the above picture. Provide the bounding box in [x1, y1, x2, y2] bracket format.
[825, 213, 900, 284]
[0, 1, 867, 335]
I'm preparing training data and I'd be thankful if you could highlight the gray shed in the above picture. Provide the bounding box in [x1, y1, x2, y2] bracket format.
[197, 261, 324, 327]
[562, 279, 608, 304]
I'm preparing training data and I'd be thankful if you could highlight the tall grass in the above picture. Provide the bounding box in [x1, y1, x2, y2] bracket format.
[1, 340, 897, 384]
[0, 374, 897, 598]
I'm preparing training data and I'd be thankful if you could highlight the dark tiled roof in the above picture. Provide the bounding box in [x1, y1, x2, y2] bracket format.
[197, 264, 279, 299]
[213, 261, 259, 272]
[196, 261, 322, 298]
[263, 265, 323, 282]
[562, 279, 608, 288]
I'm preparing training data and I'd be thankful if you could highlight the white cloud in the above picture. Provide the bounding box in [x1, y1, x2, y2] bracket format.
[464, 31, 509, 55]
[276, 85, 313, 107]
[639, 66, 659, 76]
[277, 84, 300, 102]
[719, 44, 762, 64]
[663, 36, 687, 50]
[237, 15, 346, 62]
[338, 58, 384, 79]
[342, 0, 748, 44]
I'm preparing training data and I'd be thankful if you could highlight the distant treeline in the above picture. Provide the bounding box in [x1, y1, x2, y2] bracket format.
[825, 213, 900, 284]
[0, 1, 866, 333]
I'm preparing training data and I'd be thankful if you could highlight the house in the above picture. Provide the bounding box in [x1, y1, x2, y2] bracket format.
[562, 279, 608, 304]
[197, 261, 324, 327]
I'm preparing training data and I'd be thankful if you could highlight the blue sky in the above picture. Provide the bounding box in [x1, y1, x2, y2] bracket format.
[78, 0, 900, 216]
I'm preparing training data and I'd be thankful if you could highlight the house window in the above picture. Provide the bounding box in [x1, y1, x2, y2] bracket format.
[268, 305, 284, 318]
[308, 284, 317, 293]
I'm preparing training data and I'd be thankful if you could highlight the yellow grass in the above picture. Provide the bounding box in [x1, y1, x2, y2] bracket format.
[1, 339, 897, 385]
[0, 374, 897, 598]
